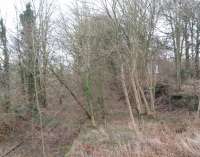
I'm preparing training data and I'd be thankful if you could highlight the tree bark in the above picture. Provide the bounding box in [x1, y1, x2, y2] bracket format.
[121, 64, 137, 131]
[175, 23, 182, 91]
[0, 19, 10, 112]
[195, 23, 200, 78]
[184, 23, 190, 73]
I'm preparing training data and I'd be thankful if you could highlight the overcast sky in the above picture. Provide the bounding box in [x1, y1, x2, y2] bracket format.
[0, 0, 72, 32]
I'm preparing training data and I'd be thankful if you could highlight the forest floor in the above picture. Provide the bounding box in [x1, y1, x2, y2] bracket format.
[68, 109, 200, 157]
[1, 82, 200, 157]
[1, 104, 200, 157]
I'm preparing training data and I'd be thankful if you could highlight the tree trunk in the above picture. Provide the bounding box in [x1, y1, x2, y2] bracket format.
[130, 73, 142, 115]
[184, 23, 190, 74]
[175, 24, 182, 91]
[40, 48, 48, 108]
[50, 66, 92, 120]
[121, 64, 137, 131]
[0, 19, 10, 112]
[190, 19, 194, 61]
[195, 23, 200, 78]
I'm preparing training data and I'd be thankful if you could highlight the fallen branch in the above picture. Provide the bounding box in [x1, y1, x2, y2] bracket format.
[49, 64, 92, 120]
[0, 141, 24, 157]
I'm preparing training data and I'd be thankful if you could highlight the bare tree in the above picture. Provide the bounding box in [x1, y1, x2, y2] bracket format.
[0, 18, 10, 112]
[162, 0, 184, 90]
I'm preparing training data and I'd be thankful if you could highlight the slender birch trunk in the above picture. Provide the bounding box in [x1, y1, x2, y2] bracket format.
[121, 64, 137, 131]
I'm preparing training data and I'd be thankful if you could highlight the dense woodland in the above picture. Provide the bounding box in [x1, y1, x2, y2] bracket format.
[1, 0, 200, 156]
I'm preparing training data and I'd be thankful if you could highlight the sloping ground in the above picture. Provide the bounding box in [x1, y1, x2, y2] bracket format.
[1, 78, 200, 157]
[0, 75, 124, 157]
[67, 110, 200, 157]
[0, 102, 84, 157]
[0, 78, 86, 157]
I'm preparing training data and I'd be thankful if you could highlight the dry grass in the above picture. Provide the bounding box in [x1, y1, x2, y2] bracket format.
[67, 110, 200, 157]
[1, 77, 200, 157]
